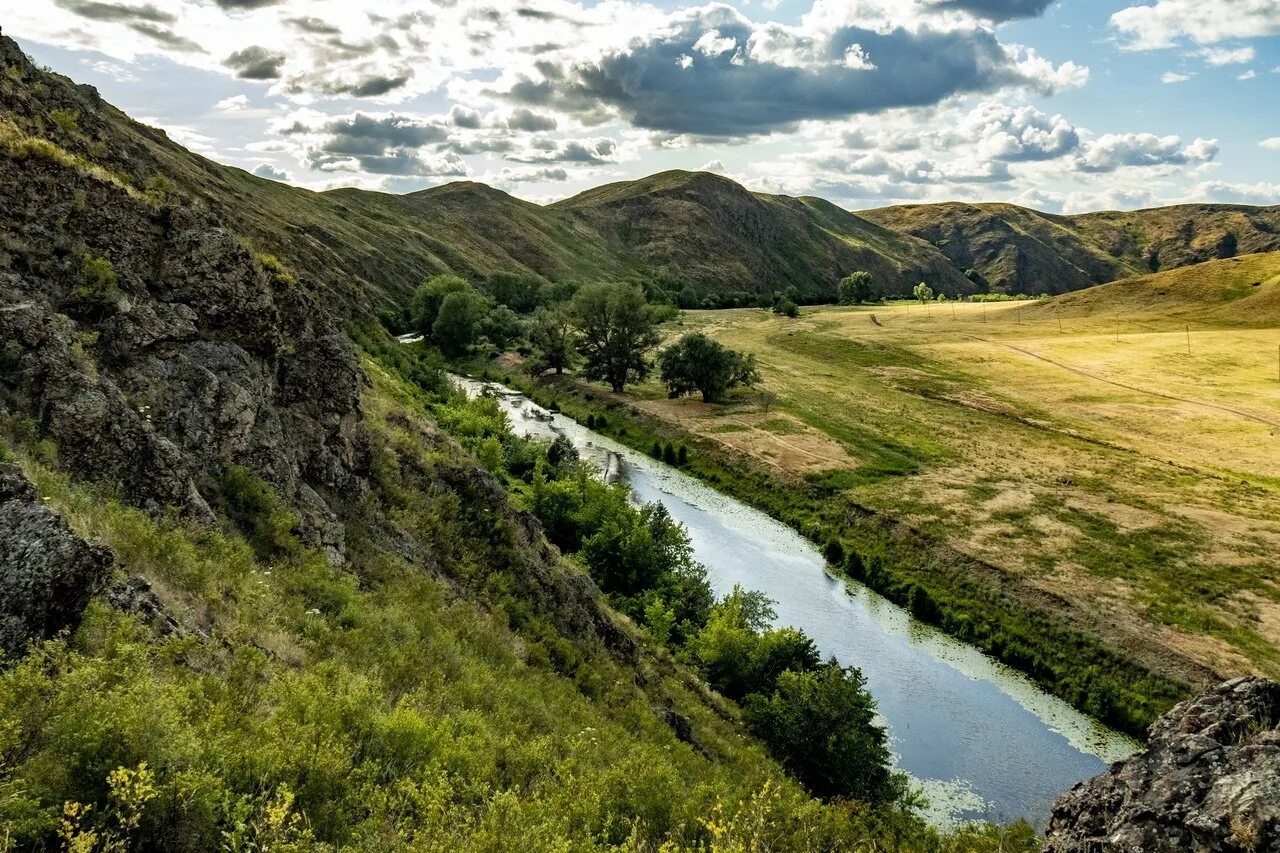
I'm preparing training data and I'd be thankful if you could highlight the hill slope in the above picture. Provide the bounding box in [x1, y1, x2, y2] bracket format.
[551, 171, 973, 299]
[1018, 251, 1280, 327]
[863, 202, 1280, 296]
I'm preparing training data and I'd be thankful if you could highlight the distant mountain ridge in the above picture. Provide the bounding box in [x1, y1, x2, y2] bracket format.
[862, 201, 1280, 296]
[3, 29, 1279, 313]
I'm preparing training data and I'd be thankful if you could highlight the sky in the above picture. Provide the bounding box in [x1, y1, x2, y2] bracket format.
[7, 0, 1280, 213]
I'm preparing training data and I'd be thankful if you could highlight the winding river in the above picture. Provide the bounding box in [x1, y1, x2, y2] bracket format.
[451, 374, 1137, 827]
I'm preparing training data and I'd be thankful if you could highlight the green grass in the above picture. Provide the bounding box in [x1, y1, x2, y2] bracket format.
[472, 366, 1188, 736]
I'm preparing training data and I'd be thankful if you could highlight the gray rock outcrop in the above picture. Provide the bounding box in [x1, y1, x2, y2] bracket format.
[1044, 676, 1280, 852]
[0, 462, 114, 658]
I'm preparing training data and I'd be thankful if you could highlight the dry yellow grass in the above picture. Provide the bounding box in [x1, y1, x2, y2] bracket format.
[647, 254, 1280, 682]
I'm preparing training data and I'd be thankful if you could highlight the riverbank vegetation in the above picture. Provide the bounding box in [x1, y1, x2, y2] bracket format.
[0, 335, 1040, 851]
[460, 360, 1189, 736]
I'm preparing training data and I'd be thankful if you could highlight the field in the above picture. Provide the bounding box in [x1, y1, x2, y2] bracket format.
[624, 252, 1280, 687]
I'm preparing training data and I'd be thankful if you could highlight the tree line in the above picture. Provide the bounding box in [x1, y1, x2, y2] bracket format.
[401, 273, 762, 402]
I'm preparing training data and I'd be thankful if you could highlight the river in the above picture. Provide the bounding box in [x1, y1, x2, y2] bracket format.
[450, 374, 1137, 827]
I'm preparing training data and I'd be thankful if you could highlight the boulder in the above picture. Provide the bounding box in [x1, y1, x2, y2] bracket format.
[1044, 677, 1280, 853]
[0, 463, 114, 659]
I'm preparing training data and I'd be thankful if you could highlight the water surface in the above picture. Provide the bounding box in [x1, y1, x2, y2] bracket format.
[452, 375, 1136, 826]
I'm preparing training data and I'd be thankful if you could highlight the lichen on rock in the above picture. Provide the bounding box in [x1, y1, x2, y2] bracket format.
[1044, 676, 1280, 853]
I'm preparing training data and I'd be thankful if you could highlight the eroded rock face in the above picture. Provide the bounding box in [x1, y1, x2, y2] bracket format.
[0, 463, 114, 658]
[0, 155, 369, 563]
[1044, 677, 1280, 853]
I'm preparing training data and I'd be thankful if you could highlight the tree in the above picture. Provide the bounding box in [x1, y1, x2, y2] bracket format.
[485, 271, 544, 313]
[658, 332, 760, 403]
[912, 281, 934, 304]
[773, 298, 799, 318]
[743, 661, 893, 802]
[838, 271, 874, 305]
[432, 290, 487, 355]
[482, 305, 524, 352]
[411, 274, 471, 335]
[570, 283, 661, 393]
[526, 307, 575, 376]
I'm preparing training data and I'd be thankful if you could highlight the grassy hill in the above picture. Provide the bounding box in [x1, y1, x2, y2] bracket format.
[1017, 251, 1280, 327]
[552, 171, 974, 300]
[863, 202, 1280, 297]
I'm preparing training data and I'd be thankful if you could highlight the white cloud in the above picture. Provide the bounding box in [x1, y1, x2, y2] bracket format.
[1111, 0, 1280, 49]
[1200, 46, 1255, 66]
[1160, 71, 1192, 83]
[1190, 180, 1280, 205]
[1260, 137, 1280, 151]
[214, 94, 250, 112]
[1075, 133, 1218, 173]
[1237, 69, 1257, 80]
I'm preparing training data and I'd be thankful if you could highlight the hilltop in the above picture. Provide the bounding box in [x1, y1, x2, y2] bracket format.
[863, 201, 1280, 296]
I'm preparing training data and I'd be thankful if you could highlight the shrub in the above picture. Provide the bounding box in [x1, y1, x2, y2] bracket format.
[773, 298, 799, 318]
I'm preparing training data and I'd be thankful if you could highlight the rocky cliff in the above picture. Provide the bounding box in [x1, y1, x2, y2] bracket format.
[0, 138, 369, 562]
[1045, 677, 1280, 852]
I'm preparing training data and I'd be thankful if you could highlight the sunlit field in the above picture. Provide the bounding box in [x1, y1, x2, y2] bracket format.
[632, 254, 1280, 684]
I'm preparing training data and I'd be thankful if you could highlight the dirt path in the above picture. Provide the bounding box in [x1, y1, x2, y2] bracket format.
[961, 334, 1280, 429]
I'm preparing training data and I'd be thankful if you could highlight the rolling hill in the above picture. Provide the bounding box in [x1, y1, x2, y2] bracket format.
[1018, 250, 1280, 327]
[4, 28, 1279, 317]
[863, 201, 1280, 297]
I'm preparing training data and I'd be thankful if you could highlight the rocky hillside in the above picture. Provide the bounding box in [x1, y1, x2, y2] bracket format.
[1045, 677, 1280, 852]
[863, 201, 1280, 296]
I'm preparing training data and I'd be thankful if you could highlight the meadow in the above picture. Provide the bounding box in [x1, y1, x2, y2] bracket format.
[643, 253, 1280, 690]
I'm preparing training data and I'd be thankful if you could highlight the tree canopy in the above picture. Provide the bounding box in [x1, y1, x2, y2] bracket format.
[411, 274, 471, 335]
[526, 306, 576, 376]
[913, 281, 934, 304]
[658, 332, 759, 403]
[432, 289, 487, 355]
[570, 283, 661, 393]
[838, 271, 874, 305]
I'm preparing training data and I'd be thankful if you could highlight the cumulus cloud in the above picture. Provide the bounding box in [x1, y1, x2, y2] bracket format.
[224, 45, 285, 79]
[285, 112, 454, 175]
[925, 0, 1054, 22]
[1261, 137, 1280, 151]
[1161, 71, 1192, 83]
[252, 162, 290, 181]
[506, 107, 558, 132]
[508, 136, 619, 163]
[1200, 46, 1255, 66]
[214, 94, 250, 111]
[963, 102, 1079, 161]
[1111, 0, 1280, 49]
[1074, 133, 1218, 172]
[53, 0, 203, 52]
[496, 5, 1086, 136]
[497, 166, 570, 183]
[1190, 180, 1280, 205]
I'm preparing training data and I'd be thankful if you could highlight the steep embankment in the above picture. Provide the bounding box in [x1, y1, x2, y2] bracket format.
[864, 201, 1280, 296]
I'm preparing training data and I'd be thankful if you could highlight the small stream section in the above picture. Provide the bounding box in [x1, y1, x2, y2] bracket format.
[451, 374, 1137, 827]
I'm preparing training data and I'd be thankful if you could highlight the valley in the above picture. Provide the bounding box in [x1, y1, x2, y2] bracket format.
[568, 253, 1280, 687]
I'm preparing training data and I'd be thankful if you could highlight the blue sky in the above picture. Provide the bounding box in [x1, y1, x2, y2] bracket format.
[9, 0, 1279, 212]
